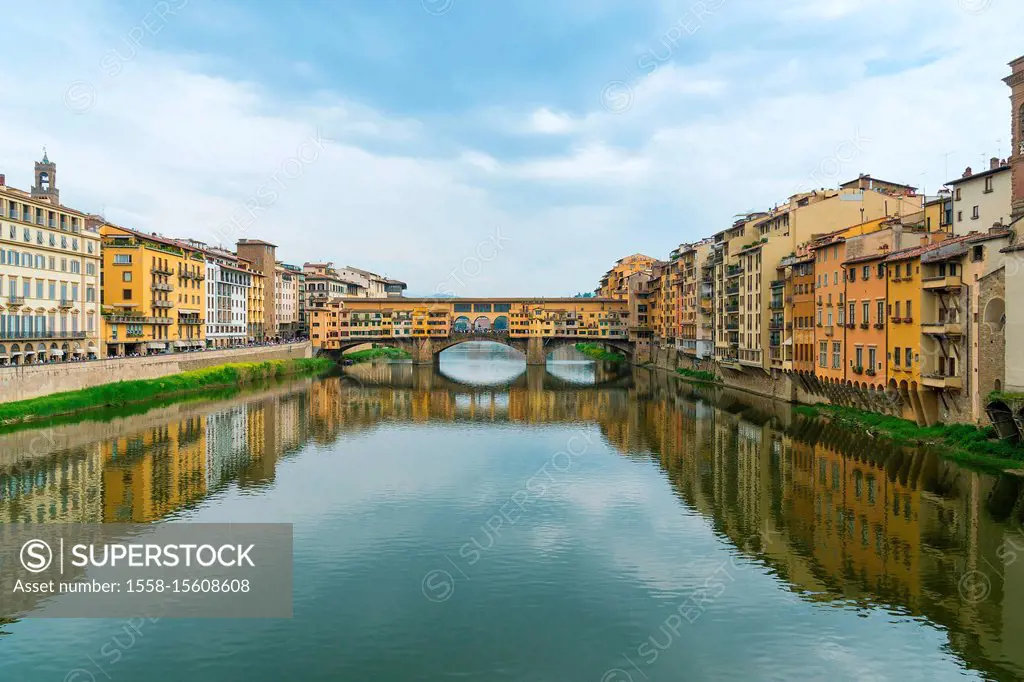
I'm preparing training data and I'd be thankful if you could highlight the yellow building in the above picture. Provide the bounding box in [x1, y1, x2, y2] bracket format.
[597, 253, 657, 300]
[243, 259, 266, 342]
[98, 222, 206, 356]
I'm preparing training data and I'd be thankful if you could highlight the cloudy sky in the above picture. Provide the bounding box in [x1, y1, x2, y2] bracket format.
[1, 0, 1021, 296]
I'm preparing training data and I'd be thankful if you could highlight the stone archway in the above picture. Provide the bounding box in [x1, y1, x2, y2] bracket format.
[473, 316, 492, 332]
[453, 316, 471, 333]
[493, 315, 509, 331]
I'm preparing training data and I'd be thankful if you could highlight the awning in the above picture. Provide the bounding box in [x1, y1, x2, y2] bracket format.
[783, 337, 793, 346]
[23, 350, 35, 355]
[172, 341, 187, 348]
[147, 342, 167, 350]
[10, 352, 22, 356]
[72, 348, 83, 354]
[50, 349, 64, 356]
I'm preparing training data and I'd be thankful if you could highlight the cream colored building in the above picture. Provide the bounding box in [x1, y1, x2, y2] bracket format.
[274, 263, 301, 339]
[0, 153, 102, 364]
[946, 160, 1012, 236]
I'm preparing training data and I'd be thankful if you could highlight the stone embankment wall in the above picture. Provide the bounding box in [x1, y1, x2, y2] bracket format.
[0, 342, 312, 404]
[644, 345, 950, 425]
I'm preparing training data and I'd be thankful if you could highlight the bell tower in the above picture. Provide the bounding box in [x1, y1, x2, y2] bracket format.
[1006, 55, 1024, 220]
[31, 147, 59, 204]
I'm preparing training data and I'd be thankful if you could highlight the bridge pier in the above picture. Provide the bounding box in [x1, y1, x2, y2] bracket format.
[526, 337, 546, 366]
[411, 337, 434, 365]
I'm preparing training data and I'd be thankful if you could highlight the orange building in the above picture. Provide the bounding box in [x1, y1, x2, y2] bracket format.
[842, 250, 889, 389]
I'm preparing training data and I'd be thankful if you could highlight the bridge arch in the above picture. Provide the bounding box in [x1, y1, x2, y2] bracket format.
[453, 316, 471, 333]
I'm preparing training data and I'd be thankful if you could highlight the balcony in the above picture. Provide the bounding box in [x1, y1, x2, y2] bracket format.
[922, 275, 962, 290]
[890, 316, 902, 324]
[152, 266, 174, 276]
[921, 373, 963, 390]
[725, 284, 740, 296]
[109, 314, 174, 325]
[7, 296, 25, 306]
[152, 282, 174, 292]
[922, 321, 963, 336]
[769, 299, 784, 310]
[824, 326, 834, 337]
[770, 279, 785, 289]
[59, 299, 74, 308]
[0, 330, 88, 341]
[152, 300, 173, 309]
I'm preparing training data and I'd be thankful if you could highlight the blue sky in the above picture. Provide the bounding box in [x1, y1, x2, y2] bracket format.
[1, 0, 1021, 295]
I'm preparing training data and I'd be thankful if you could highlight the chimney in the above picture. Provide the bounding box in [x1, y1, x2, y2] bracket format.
[990, 157, 1000, 170]
[920, 235, 930, 247]
[0, 174, 5, 186]
[963, 166, 973, 178]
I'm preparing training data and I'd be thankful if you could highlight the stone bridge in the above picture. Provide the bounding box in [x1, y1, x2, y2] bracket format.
[324, 333, 635, 365]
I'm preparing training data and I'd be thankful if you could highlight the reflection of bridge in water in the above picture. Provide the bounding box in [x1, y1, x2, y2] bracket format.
[339, 360, 633, 394]
[3, 367, 1024, 678]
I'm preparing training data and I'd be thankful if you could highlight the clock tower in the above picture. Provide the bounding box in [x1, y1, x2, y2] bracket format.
[1006, 55, 1024, 220]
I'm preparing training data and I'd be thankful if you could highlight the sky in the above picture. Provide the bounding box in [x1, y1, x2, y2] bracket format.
[0, 0, 1021, 296]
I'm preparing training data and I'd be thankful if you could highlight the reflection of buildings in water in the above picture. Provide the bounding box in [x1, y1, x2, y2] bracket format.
[4, 365, 1024, 679]
[0, 446, 104, 523]
[629, 374, 1024, 681]
[103, 415, 209, 522]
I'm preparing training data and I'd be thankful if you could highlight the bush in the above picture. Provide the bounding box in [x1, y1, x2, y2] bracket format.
[676, 368, 718, 383]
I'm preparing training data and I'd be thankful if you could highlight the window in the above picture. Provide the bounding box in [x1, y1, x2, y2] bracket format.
[863, 265, 870, 281]
[878, 264, 885, 279]
[905, 348, 913, 366]
[855, 346, 863, 368]
[113, 254, 132, 265]
[833, 271, 838, 285]
[957, 210, 963, 222]
[877, 300, 885, 324]
[122, 272, 132, 282]
[868, 347, 877, 370]
[972, 205, 980, 220]
[894, 347, 901, 366]
[905, 263, 912, 277]
[832, 342, 841, 369]
[955, 187, 962, 201]
[985, 176, 994, 193]
[906, 300, 912, 319]
[123, 288, 132, 300]
[972, 245, 984, 262]
[849, 268, 856, 282]
[848, 302, 855, 325]
[894, 301, 901, 318]
[819, 341, 827, 367]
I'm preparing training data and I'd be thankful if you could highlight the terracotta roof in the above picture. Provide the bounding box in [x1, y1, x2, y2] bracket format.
[884, 234, 973, 262]
[842, 251, 889, 265]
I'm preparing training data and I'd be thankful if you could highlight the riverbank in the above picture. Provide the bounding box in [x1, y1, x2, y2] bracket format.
[0, 357, 332, 427]
[795, 403, 1023, 472]
[345, 347, 411, 362]
[675, 367, 719, 384]
[575, 343, 625, 363]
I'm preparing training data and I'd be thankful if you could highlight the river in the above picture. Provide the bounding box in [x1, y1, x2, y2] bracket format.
[1, 342, 1024, 681]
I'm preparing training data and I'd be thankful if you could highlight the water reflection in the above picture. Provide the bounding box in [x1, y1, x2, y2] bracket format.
[2, 362, 1024, 679]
